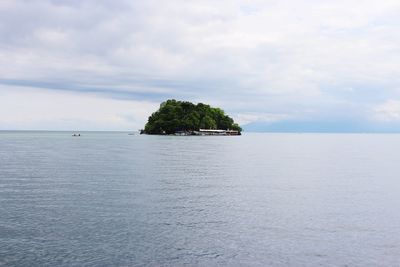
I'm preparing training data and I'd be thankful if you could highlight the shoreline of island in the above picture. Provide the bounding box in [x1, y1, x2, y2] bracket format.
[140, 128, 241, 136]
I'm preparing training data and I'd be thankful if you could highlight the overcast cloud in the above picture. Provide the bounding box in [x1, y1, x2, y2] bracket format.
[1, 0, 400, 131]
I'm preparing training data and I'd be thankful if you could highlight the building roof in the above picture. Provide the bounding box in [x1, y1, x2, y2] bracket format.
[198, 129, 226, 132]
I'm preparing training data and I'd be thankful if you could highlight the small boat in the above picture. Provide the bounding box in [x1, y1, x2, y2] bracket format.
[72, 133, 81, 137]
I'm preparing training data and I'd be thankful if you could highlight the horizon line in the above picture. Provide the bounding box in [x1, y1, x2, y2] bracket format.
[2, 129, 400, 134]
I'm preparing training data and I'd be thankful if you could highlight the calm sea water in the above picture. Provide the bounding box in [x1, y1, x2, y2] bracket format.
[0, 131, 399, 266]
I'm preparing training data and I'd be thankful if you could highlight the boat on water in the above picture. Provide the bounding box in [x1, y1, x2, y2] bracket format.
[72, 133, 81, 137]
[174, 131, 191, 136]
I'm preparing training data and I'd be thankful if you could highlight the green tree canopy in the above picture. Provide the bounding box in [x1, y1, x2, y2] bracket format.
[143, 99, 242, 134]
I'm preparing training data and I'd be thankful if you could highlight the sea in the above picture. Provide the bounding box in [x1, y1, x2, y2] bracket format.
[0, 131, 399, 266]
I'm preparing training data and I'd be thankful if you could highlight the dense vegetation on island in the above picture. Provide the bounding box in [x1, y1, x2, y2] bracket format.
[143, 99, 242, 134]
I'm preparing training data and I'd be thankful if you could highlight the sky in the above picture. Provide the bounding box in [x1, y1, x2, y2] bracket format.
[1, 0, 400, 131]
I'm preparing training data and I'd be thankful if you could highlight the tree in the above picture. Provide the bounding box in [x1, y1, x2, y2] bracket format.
[143, 99, 242, 134]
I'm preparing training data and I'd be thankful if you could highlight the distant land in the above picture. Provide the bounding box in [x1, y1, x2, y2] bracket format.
[242, 120, 400, 133]
[142, 99, 241, 135]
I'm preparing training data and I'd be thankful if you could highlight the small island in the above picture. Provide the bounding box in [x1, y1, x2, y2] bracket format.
[142, 99, 242, 135]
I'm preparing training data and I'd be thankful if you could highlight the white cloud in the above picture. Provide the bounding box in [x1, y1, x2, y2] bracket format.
[1, 0, 400, 129]
[373, 100, 400, 122]
[0, 86, 158, 130]
[234, 112, 290, 125]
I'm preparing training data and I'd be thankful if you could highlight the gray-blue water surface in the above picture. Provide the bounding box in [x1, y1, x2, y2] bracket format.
[0, 132, 399, 266]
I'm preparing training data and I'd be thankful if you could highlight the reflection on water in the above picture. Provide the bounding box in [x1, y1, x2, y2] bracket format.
[1, 132, 400, 266]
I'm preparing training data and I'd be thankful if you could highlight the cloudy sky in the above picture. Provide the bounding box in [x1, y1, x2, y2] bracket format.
[1, 0, 400, 131]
